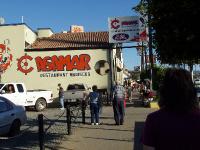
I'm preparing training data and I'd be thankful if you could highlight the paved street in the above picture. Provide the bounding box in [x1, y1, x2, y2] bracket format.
[0, 108, 68, 150]
[58, 102, 156, 150]
[0, 94, 157, 150]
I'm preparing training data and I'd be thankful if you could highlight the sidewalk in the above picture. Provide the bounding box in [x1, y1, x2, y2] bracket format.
[57, 102, 156, 150]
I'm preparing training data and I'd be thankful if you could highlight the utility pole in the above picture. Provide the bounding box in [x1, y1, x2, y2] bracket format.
[141, 42, 144, 71]
[147, 0, 154, 90]
[144, 44, 148, 73]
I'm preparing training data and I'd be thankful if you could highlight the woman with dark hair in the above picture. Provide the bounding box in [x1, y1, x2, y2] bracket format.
[142, 68, 200, 150]
[7, 84, 15, 93]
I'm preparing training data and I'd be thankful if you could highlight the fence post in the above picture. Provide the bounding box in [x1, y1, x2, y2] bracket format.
[66, 105, 71, 135]
[82, 101, 86, 124]
[38, 114, 45, 150]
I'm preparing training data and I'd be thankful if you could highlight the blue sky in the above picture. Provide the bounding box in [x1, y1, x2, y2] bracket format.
[1, 0, 141, 70]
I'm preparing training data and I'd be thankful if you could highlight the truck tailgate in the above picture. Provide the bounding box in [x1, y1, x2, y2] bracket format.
[64, 90, 84, 100]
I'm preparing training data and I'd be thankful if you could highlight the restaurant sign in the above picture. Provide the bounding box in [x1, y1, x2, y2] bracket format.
[17, 53, 91, 76]
[108, 16, 147, 43]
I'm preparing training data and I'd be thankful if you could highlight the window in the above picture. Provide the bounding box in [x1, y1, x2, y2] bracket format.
[2, 86, 7, 92]
[0, 84, 4, 89]
[67, 85, 75, 90]
[2, 84, 15, 93]
[67, 84, 85, 90]
[76, 84, 85, 90]
[17, 84, 24, 93]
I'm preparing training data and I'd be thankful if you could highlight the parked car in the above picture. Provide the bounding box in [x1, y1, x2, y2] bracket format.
[196, 87, 200, 101]
[64, 83, 90, 103]
[0, 96, 27, 136]
[194, 79, 200, 88]
[0, 83, 53, 111]
[194, 79, 200, 100]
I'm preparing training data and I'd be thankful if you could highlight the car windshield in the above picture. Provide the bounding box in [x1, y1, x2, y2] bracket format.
[0, 84, 4, 89]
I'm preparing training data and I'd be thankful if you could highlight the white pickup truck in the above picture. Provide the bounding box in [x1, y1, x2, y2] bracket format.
[0, 83, 53, 111]
[64, 83, 90, 102]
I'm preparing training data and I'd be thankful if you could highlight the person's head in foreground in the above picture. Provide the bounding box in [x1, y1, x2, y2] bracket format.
[142, 68, 200, 150]
[158, 68, 198, 112]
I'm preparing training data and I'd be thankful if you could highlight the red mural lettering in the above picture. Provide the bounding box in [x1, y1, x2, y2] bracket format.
[67, 55, 79, 71]
[44, 56, 55, 71]
[64, 55, 72, 70]
[35, 54, 91, 72]
[79, 54, 91, 70]
[35, 56, 46, 72]
[52, 55, 69, 71]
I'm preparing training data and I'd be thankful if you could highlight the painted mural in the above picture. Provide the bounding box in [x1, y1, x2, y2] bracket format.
[0, 44, 13, 73]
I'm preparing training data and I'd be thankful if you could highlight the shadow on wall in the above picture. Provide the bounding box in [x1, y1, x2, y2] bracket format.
[133, 121, 145, 150]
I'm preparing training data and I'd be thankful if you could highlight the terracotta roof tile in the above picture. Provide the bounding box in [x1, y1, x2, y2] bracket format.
[26, 31, 111, 50]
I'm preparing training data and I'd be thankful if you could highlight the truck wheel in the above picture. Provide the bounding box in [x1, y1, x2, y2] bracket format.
[9, 119, 21, 137]
[35, 98, 47, 111]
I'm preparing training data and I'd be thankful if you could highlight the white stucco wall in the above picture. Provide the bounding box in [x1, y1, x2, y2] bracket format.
[0, 24, 124, 98]
[21, 49, 111, 98]
[24, 26, 37, 44]
[0, 24, 27, 82]
[37, 28, 53, 38]
[0, 24, 111, 98]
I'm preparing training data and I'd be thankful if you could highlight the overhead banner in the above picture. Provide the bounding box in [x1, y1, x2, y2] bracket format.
[108, 16, 147, 43]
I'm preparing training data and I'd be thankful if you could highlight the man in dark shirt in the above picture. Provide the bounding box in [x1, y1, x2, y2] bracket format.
[58, 83, 64, 110]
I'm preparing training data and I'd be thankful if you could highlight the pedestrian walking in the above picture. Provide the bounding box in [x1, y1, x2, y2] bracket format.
[142, 68, 200, 150]
[112, 81, 125, 125]
[58, 83, 65, 110]
[86, 85, 101, 125]
[127, 83, 132, 102]
[98, 92, 103, 115]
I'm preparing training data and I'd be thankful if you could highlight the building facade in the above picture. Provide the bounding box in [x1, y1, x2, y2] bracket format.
[0, 23, 124, 98]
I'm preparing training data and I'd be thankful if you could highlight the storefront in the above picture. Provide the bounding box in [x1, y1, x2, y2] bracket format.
[0, 23, 124, 98]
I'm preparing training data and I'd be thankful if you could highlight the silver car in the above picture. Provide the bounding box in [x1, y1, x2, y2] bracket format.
[0, 96, 27, 136]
